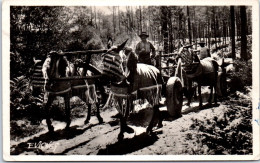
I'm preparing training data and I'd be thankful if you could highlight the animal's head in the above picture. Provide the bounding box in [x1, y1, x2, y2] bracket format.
[177, 46, 202, 75]
[178, 46, 200, 66]
[102, 39, 128, 82]
[42, 51, 68, 79]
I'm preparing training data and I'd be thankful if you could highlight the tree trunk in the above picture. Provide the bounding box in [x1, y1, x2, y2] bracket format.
[90, 6, 93, 25]
[230, 6, 236, 59]
[94, 7, 97, 29]
[207, 7, 211, 49]
[168, 9, 174, 53]
[212, 7, 217, 47]
[118, 6, 120, 32]
[131, 6, 134, 31]
[240, 6, 248, 60]
[187, 6, 192, 44]
[223, 19, 226, 45]
[160, 6, 168, 53]
[139, 6, 142, 32]
[236, 8, 241, 39]
[113, 7, 116, 33]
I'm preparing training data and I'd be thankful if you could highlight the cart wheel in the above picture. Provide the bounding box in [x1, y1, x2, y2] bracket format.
[217, 72, 227, 97]
[166, 77, 183, 118]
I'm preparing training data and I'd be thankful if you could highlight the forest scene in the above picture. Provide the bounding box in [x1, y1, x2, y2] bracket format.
[9, 6, 253, 155]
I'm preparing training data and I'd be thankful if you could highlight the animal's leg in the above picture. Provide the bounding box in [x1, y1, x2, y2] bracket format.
[186, 80, 193, 106]
[65, 94, 71, 130]
[157, 107, 163, 128]
[208, 85, 213, 105]
[193, 86, 197, 100]
[118, 115, 125, 141]
[186, 94, 191, 107]
[214, 82, 218, 105]
[96, 103, 103, 124]
[118, 114, 134, 141]
[146, 105, 160, 134]
[84, 104, 91, 124]
[44, 93, 55, 132]
[198, 84, 203, 108]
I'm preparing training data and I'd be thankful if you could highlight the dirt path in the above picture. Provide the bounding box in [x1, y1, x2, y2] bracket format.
[10, 87, 252, 155]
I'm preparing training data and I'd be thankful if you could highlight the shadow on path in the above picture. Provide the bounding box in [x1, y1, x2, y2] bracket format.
[182, 103, 220, 115]
[97, 132, 159, 155]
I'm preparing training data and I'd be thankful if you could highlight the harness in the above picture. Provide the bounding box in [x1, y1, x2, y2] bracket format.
[43, 56, 98, 104]
[111, 84, 162, 117]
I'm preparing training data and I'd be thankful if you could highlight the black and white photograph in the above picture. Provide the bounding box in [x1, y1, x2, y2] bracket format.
[2, 0, 260, 161]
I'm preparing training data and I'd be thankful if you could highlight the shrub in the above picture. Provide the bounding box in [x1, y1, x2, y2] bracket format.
[228, 60, 252, 93]
[189, 97, 252, 154]
[10, 76, 44, 123]
[84, 35, 104, 50]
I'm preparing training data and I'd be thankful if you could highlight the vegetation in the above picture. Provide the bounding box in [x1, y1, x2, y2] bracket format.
[10, 6, 253, 153]
[11, 6, 252, 78]
[188, 89, 252, 154]
[228, 60, 252, 92]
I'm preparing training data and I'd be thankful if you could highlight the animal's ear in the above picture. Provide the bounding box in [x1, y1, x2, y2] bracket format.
[117, 39, 128, 52]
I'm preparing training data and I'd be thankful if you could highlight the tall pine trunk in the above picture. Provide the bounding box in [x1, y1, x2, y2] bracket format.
[187, 6, 192, 44]
[240, 6, 248, 61]
[139, 6, 142, 32]
[118, 6, 120, 33]
[230, 6, 236, 59]
[160, 6, 168, 53]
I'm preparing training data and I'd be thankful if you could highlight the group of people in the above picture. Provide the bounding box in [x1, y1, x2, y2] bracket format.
[121, 31, 211, 67]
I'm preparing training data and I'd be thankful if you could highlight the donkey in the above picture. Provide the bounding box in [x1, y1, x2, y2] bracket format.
[178, 47, 219, 108]
[42, 51, 103, 132]
[102, 41, 163, 140]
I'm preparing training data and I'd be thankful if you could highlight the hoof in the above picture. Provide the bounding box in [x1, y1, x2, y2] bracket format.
[157, 123, 163, 128]
[84, 119, 89, 124]
[65, 125, 70, 131]
[48, 126, 54, 133]
[98, 117, 104, 124]
[207, 102, 212, 107]
[146, 129, 153, 136]
[125, 125, 134, 134]
[118, 133, 124, 141]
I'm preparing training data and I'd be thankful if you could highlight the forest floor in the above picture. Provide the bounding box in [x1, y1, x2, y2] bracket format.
[10, 86, 252, 155]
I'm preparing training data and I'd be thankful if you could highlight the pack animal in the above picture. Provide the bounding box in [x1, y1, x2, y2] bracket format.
[178, 47, 219, 108]
[42, 52, 103, 132]
[103, 41, 163, 140]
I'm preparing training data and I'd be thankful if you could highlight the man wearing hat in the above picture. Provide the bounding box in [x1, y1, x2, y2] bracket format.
[135, 32, 156, 65]
[197, 42, 210, 60]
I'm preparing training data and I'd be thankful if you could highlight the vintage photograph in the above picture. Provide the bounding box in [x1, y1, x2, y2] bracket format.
[2, 0, 260, 161]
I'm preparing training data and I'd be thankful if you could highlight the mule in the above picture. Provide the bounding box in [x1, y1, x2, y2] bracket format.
[102, 41, 163, 140]
[42, 52, 103, 132]
[178, 47, 219, 108]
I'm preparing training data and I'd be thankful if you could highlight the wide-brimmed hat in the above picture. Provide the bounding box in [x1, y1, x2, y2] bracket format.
[139, 32, 149, 38]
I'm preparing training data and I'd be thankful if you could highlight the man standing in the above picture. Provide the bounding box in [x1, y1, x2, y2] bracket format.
[197, 42, 211, 60]
[135, 32, 156, 65]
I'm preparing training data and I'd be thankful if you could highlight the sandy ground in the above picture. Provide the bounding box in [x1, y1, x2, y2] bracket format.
[10, 87, 252, 155]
